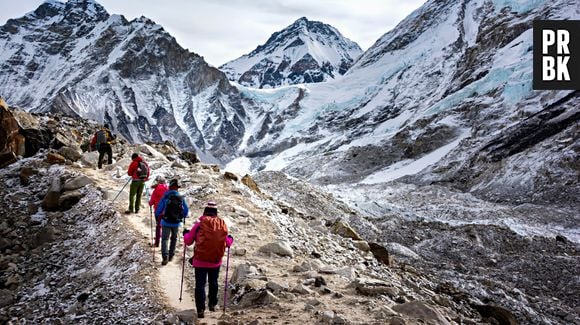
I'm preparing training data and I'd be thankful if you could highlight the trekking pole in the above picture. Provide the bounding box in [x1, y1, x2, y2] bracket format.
[112, 178, 131, 203]
[150, 205, 155, 263]
[223, 246, 231, 314]
[179, 238, 186, 302]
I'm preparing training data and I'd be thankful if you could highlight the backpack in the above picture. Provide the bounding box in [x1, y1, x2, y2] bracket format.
[194, 217, 228, 263]
[163, 194, 184, 223]
[136, 161, 149, 180]
[89, 135, 97, 151]
[95, 130, 107, 147]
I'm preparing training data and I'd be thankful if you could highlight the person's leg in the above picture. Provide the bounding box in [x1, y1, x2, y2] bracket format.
[106, 144, 113, 164]
[127, 181, 137, 213]
[154, 217, 161, 246]
[161, 226, 170, 264]
[168, 226, 178, 259]
[208, 267, 220, 311]
[135, 181, 144, 213]
[194, 268, 208, 317]
[97, 147, 105, 169]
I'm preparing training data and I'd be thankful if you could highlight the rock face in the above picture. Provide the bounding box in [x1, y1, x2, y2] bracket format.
[220, 17, 362, 89]
[0, 99, 25, 166]
[0, 0, 253, 163]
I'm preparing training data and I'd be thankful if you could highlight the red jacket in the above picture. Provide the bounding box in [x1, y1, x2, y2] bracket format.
[148, 183, 168, 211]
[127, 156, 150, 181]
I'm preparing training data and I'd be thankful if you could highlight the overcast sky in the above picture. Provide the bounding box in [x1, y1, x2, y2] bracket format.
[0, 0, 427, 66]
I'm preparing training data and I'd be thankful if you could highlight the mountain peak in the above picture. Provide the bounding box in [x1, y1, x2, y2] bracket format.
[220, 18, 362, 88]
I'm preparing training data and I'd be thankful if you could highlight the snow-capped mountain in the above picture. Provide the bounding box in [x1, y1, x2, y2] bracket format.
[0, 0, 249, 162]
[219, 17, 362, 89]
[228, 0, 579, 206]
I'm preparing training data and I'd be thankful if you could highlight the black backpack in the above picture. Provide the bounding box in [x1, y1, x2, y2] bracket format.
[137, 161, 149, 180]
[95, 130, 107, 145]
[163, 194, 184, 223]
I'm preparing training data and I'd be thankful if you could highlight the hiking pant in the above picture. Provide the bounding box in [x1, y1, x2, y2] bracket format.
[128, 181, 145, 213]
[194, 267, 220, 313]
[161, 226, 178, 258]
[97, 144, 113, 169]
[154, 216, 161, 246]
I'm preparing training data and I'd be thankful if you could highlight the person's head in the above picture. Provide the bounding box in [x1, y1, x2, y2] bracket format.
[203, 201, 217, 217]
[131, 153, 139, 160]
[155, 175, 166, 184]
[169, 178, 179, 190]
[104, 123, 109, 129]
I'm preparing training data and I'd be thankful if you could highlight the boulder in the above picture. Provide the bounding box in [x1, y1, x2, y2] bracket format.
[353, 240, 371, 252]
[224, 171, 239, 181]
[42, 177, 62, 211]
[386, 242, 421, 260]
[322, 311, 335, 324]
[292, 284, 313, 295]
[241, 174, 261, 193]
[369, 242, 394, 267]
[20, 128, 52, 157]
[58, 190, 84, 211]
[0, 289, 14, 308]
[54, 132, 77, 149]
[351, 278, 399, 297]
[331, 221, 362, 240]
[46, 152, 65, 165]
[473, 304, 518, 325]
[233, 248, 247, 256]
[19, 167, 36, 185]
[34, 226, 55, 247]
[80, 152, 99, 167]
[63, 176, 94, 191]
[266, 281, 289, 293]
[58, 146, 82, 162]
[0, 151, 17, 169]
[0, 103, 26, 157]
[231, 263, 266, 285]
[392, 301, 450, 325]
[259, 241, 294, 257]
[181, 151, 200, 164]
[237, 289, 279, 308]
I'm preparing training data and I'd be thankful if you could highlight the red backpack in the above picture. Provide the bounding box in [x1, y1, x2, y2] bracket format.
[195, 216, 228, 263]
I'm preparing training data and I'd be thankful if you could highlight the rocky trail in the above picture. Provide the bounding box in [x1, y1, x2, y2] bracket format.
[1, 108, 578, 324]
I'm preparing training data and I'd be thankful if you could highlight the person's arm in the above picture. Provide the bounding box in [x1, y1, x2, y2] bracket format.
[183, 220, 201, 246]
[155, 196, 166, 217]
[127, 161, 136, 177]
[149, 186, 158, 206]
[182, 198, 189, 219]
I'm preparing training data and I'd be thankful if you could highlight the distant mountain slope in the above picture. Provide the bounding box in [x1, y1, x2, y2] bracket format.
[219, 17, 362, 88]
[0, 0, 250, 162]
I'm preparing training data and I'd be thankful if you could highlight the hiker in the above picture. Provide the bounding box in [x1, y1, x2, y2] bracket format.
[155, 179, 189, 265]
[126, 153, 150, 214]
[149, 175, 168, 247]
[96, 124, 115, 169]
[183, 201, 233, 319]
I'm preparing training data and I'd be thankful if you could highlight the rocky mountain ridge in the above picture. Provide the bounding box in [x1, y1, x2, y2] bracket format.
[220, 17, 362, 89]
[0, 0, 248, 163]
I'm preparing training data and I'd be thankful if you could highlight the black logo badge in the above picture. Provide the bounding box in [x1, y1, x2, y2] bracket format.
[533, 20, 580, 90]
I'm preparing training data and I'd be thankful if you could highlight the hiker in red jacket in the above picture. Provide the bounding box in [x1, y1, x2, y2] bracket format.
[183, 202, 233, 319]
[126, 153, 150, 214]
[149, 176, 168, 247]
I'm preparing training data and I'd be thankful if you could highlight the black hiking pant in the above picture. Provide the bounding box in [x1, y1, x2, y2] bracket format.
[194, 267, 220, 313]
[97, 143, 113, 169]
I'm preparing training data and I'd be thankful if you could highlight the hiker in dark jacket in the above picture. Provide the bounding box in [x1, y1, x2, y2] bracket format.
[155, 179, 189, 265]
[183, 201, 233, 319]
[126, 153, 150, 214]
[96, 124, 115, 169]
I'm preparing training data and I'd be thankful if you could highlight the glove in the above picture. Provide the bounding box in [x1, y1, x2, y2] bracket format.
[183, 229, 190, 236]
[226, 234, 234, 247]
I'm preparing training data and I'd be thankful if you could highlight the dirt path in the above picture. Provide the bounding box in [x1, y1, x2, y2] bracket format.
[82, 168, 203, 316]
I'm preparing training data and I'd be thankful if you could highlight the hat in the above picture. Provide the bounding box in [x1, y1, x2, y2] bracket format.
[206, 201, 217, 208]
[155, 175, 166, 184]
[169, 179, 179, 188]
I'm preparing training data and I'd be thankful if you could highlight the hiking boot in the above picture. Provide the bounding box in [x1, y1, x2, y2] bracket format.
[161, 257, 168, 265]
[135, 209, 139, 214]
[209, 305, 216, 312]
[124, 210, 132, 214]
[197, 311, 204, 319]
[168, 255, 174, 262]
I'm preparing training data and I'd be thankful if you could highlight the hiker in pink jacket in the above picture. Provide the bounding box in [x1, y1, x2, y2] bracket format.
[183, 202, 233, 319]
[148, 176, 168, 247]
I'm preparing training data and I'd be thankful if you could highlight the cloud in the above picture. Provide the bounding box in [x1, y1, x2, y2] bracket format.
[0, 0, 427, 66]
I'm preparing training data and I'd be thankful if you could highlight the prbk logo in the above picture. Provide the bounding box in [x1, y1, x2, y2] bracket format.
[533, 20, 580, 90]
